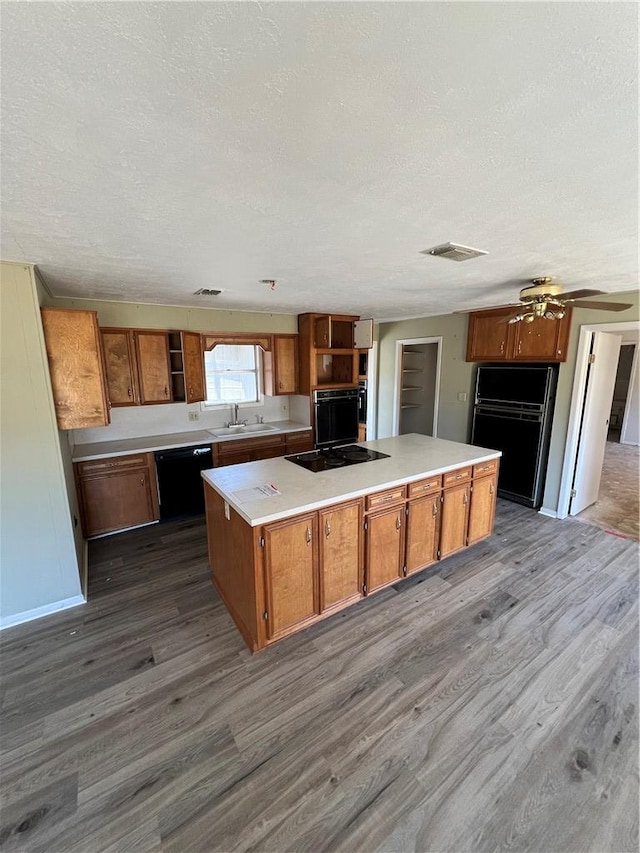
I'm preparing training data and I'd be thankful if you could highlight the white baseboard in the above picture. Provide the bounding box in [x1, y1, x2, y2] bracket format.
[538, 507, 558, 519]
[0, 594, 86, 631]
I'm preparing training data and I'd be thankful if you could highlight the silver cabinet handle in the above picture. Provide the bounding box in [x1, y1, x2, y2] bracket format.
[490, 483, 494, 495]
[140, 477, 145, 487]
[432, 502, 438, 517]
[306, 526, 311, 544]
[396, 515, 401, 530]
[127, 386, 132, 398]
[463, 491, 468, 505]
[325, 519, 331, 537]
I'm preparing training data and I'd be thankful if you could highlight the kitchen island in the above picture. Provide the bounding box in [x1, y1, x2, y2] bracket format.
[202, 434, 501, 651]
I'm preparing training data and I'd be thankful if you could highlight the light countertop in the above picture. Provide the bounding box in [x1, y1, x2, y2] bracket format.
[72, 420, 312, 462]
[201, 434, 501, 527]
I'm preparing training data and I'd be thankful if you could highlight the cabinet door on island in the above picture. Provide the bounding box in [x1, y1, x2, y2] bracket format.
[405, 494, 441, 575]
[262, 513, 319, 642]
[467, 473, 497, 545]
[439, 482, 470, 558]
[319, 499, 363, 612]
[366, 505, 405, 593]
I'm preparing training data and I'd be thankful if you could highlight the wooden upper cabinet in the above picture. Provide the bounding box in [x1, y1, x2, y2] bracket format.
[181, 331, 206, 404]
[134, 331, 172, 404]
[466, 307, 572, 362]
[263, 513, 319, 641]
[318, 499, 363, 612]
[263, 334, 298, 396]
[466, 309, 512, 362]
[511, 309, 572, 361]
[101, 328, 139, 406]
[41, 308, 110, 430]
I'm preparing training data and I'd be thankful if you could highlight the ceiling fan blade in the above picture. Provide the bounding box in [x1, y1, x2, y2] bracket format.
[453, 302, 520, 314]
[558, 288, 606, 300]
[498, 312, 523, 324]
[567, 299, 633, 312]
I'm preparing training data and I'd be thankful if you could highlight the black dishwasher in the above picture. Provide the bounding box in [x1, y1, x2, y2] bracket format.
[154, 445, 213, 520]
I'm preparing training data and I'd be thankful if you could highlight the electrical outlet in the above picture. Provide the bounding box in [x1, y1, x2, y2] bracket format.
[457, 392, 468, 402]
[188, 411, 199, 421]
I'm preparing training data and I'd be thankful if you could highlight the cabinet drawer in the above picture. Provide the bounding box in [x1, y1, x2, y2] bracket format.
[443, 466, 472, 488]
[366, 486, 406, 511]
[285, 431, 314, 454]
[408, 476, 442, 498]
[76, 453, 150, 477]
[473, 459, 498, 479]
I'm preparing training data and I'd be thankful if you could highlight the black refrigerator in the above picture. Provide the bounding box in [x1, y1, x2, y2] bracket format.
[471, 365, 558, 509]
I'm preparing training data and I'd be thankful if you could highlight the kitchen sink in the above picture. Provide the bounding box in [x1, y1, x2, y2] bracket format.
[209, 424, 279, 438]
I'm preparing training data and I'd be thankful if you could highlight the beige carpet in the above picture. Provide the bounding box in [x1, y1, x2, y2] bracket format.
[576, 440, 640, 540]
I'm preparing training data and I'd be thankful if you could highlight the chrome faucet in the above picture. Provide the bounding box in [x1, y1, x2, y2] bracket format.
[228, 404, 247, 427]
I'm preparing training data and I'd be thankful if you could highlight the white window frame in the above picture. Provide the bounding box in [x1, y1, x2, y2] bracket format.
[200, 344, 265, 411]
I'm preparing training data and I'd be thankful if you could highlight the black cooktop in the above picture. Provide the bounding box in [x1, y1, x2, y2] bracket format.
[286, 444, 390, 472]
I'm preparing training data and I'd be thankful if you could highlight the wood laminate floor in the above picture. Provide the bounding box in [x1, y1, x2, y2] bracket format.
[1, 501, 638, 853]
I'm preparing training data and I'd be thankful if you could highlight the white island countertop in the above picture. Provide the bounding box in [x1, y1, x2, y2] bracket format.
[72, 420, 312, 462]
[201, 434, 501, 527]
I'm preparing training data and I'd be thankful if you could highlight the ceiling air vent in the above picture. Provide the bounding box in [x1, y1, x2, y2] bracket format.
[421, 242, 488, 262]
[193, 288, 222, 296]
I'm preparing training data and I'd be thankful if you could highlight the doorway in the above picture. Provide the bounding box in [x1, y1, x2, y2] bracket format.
[393, 337, 442, 437]
[557, 320, 640, 522]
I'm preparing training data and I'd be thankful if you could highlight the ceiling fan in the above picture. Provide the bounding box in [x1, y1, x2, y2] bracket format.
[463, 277, 633, 324]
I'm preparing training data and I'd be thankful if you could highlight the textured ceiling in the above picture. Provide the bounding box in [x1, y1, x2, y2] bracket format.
[1, 2, 638, 320]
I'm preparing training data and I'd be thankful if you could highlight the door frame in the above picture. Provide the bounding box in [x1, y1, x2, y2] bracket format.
[620, 342, 639, 445]
[392, 337, 442, 437]
[556, 320, 639, 519]
[366, 340, 379, 440]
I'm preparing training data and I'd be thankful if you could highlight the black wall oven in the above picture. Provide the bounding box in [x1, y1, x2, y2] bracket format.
[314, 389, 359, 449]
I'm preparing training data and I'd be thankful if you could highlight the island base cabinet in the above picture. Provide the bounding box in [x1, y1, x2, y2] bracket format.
[366, 506, 405, 593]
[319, 500, 364, 612]
[405, 494, 441, 575]
[439, 483, 470, 558]
[263, 514, 319, 642]
[467, 473, 497, 545]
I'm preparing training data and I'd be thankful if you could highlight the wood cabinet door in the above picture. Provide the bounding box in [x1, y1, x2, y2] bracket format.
[79, 468, 158, 537]
[274, 335, 298, 394]
[314, 316, 331, 348]
[182, 332, 205, 403]
[285, 432, 314, 454]
[466, 311, 513, 362]
[405, 494, 441, 575]
[135, 331, 172, 404]
[467, 474, 497, 545]
[511, 310, 571, 362]
[319, 500, 363, 611]
[440, 482, 470, 558]
[366, 506, 404, 593]
[263, 513, 319, 641]
[41, 308, 110, 430]
[101, 328, 138, 406]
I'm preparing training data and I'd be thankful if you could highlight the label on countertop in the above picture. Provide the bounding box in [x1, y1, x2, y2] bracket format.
[232, 483, 281, 503]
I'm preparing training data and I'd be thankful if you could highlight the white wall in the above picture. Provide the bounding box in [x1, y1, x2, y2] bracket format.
[0, 262, 84, 626]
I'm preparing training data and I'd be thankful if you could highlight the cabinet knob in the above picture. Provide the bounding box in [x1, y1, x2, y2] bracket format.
[306, 526, 312, 544]
[164, 386, 169, 397]
[463, 491, 468, 505]
[432, 502, 438, 517]
[396, 515, 401, 530]
[140, 477, 145, 486]
[490, 483, 494, 495]
[325, 519, 331, 537]
[127, 387, 132, 398]
[499, 341, 504, 355]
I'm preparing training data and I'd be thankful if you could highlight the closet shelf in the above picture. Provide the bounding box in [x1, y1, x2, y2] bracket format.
[402, 368, 422, 373]
[402, 385, 422, 391]
[401, 403, 421, 409]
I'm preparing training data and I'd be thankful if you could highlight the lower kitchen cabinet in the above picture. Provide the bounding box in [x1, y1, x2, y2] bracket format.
[439, 481, 470, 558]
[366, 504, 405, 593]
[405, 492, 441, 575]
[204, 456, 500, 651]
[319, 499, 364, 611]
[285, 431, 314, 455]
[467, 472, 497, 545]
[213, 434, 286, 467]
[75, 453, 159, 538]
[262, 512, 319, 641]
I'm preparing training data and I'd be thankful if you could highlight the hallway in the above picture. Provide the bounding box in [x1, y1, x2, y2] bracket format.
[576, 440, 640, 540]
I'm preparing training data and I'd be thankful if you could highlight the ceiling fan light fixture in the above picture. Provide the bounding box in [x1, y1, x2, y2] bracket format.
[420, 242, 488, 262]
[193, 288, 223, 296]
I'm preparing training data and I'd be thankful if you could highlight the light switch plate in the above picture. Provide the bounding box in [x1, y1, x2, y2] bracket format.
[188, 411, 199, 421]
[457, 392, 468, 402]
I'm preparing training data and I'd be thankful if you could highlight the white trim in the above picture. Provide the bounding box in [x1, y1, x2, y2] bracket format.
[81, 540, 89, 599]
[556, 320, 640, 519]
[538, 507, 558, 519]
[0, 595, 86, 631]
[620, 343, 639, 445]
[366, 341, 378, 440]
[392, 337, 442, 437]
[88, 520, 159, 540]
